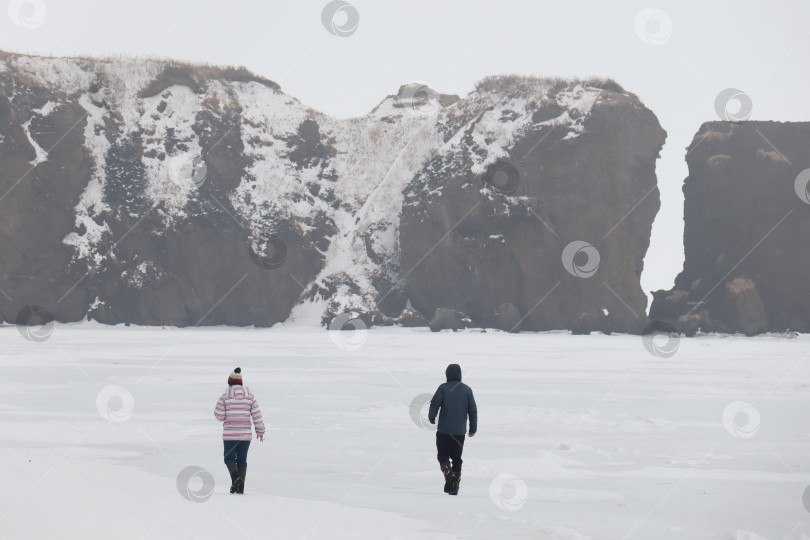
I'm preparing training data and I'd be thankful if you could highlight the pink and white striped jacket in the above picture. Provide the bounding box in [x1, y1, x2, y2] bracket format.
[214, 385, 266, 441]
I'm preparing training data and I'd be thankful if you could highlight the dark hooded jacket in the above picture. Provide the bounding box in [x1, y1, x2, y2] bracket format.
[428, 364, 478, 436]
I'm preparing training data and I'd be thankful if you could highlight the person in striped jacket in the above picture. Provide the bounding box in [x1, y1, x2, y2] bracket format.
[214, 367, 266, 494]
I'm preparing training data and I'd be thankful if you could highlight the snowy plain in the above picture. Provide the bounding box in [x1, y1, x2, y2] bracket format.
[0, 324, 808, 540]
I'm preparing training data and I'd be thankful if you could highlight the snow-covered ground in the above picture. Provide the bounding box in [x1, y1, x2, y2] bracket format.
[1, 325, 808, 540]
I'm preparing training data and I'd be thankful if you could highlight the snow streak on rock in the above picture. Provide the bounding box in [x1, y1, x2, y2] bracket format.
[62, 93, 112, 264]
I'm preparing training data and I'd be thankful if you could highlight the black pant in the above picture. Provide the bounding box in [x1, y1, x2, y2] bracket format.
[436, 433, 465, 473]
[223, 440, 251, 468]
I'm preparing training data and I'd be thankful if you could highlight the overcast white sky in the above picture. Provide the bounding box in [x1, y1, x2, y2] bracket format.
[3, 0, 809, 300]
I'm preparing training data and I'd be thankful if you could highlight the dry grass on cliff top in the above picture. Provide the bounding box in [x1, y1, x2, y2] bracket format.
[475, 74, 626, 96]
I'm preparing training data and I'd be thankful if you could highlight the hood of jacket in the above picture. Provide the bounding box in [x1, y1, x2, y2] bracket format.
[225, 384, 252, 399]
[445, 364, 462, 382]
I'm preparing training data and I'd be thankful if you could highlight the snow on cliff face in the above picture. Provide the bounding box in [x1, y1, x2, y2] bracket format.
[5, 55, 200, 259]
[139, 85, 202, 223]
[437, 77, 602, 179]
[295, 115, 444, 323]
[228, 80, 327, 241]
[0, 53, 610, 325]
[291, 78, 607, 323]
[62, 93, 112, 264]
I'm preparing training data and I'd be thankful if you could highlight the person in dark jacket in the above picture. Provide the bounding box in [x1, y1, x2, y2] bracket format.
[428, 363, 477, 495]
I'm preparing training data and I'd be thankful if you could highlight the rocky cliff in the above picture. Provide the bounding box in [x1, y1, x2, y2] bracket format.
[400, 77, 665, 333]
[0, 51, 665, 331]
[650, 121, 810, 335]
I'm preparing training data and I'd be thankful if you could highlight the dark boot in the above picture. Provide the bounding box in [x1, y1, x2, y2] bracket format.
[449, 471, 461, 495]
[226, 463, 241, 494]
[440, 462, 455, 494]
[236, 466, 247, 494]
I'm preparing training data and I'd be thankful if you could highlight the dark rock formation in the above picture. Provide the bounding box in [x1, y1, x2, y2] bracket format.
[400, 77, 665, 334]
[0, 52, 666, 332]
[429, 308, 473, 332]
[571, 308, 612, 336]
[650, 121, 810, 335]
[489, 302, 522, 333]
[0, 53, 328, 327]
[381, 302, 429, 328]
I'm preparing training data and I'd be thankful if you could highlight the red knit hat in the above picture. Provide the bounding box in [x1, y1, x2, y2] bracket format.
[228, 367, 243, 386]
